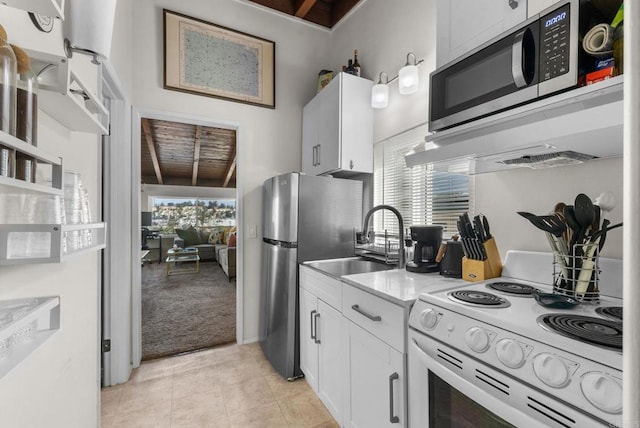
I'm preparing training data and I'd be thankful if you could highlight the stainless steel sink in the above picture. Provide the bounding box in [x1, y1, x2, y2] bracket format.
[306, 257, 394, 278]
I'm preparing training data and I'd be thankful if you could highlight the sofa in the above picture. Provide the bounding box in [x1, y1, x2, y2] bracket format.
[213, 227, 237, 280]
[173, 228, 216, 261]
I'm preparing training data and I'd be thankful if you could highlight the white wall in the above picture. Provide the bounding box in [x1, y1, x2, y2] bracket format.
[333, 0, 624, 261]
[475, 157, 624, 259]
[0, 114, 102, 427]
[131, 0, 332, 341]
[330, 0, 437, 142]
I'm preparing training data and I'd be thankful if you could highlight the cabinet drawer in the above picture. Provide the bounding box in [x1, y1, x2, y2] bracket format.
[342, 284, 405, 352]
[299, 265, 342, 310]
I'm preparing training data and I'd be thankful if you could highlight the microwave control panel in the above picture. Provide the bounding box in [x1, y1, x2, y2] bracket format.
[539, 4, 571, 81]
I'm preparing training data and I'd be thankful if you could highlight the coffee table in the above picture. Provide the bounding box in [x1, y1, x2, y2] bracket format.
[166, 248, 200, 276]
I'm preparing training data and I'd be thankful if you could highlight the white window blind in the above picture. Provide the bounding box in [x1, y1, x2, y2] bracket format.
[373, 124, 472, 240]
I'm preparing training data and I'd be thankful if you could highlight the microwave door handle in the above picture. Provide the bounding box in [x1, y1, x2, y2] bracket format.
[512, 30, 528, 88]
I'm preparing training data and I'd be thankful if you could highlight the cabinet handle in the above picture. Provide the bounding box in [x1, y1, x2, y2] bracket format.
[351, 304, 382, 322]
[312, 145, 317, 166]
[314, 312, 321, 344]
[508, 0, 518, 9]
[316, 144, 321, 165]
[310, 310, 317, 340]
[389, 372, 400, 424]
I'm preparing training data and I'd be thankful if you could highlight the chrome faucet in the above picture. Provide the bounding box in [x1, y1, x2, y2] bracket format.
[362, 204, 406, 269]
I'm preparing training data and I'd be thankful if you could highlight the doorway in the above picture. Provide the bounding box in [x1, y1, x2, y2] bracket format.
[131, 109, 244, 366]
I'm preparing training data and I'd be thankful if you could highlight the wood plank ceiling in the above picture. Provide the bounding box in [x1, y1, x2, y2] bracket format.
[140, 118, 237, 188]
[248, 0, 362, 28]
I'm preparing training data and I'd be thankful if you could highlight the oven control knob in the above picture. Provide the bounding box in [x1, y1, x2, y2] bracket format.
[465, 327, 490, 353]
[580, 372, 622, 414]
[495, 339, 525, 368]
[533, 353, 569, 388]
[420, 309, 439, 330]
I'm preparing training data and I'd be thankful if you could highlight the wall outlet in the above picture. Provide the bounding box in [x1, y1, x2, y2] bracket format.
[248, 224, 257, 239]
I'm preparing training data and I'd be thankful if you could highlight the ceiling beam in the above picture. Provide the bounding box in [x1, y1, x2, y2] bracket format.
[222, 147, 237, 188]
[192, 126, 202, 186]
[295, 0, 317, 17]
[141, 118, 163, 185]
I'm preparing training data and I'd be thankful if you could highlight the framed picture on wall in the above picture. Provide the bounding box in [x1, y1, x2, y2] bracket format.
[163, 9, 276, 109]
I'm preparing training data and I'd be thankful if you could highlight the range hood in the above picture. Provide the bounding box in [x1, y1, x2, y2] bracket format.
[405, 76, 623, 174]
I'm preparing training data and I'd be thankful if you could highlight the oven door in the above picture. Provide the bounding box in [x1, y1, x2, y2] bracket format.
[429, 19, 540, 132]
[408, 328, 598, 428]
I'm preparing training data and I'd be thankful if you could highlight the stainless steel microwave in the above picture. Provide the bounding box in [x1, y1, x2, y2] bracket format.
[429, 0, 603, 132]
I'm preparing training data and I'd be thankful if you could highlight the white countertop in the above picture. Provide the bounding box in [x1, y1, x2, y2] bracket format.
[340, 269, 467, 307]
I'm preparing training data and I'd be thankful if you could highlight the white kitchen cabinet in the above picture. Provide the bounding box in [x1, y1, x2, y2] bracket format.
[299, 267, 344, 424]
[342, 283, 408, 427]
[301, 72, 373, 176]
[436, 0, 527, 67]
[343, 320, 405, 428]
[528, 0, 562, 17]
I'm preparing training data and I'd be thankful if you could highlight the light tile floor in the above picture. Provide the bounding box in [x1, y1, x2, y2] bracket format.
[101, 342, 339, 428]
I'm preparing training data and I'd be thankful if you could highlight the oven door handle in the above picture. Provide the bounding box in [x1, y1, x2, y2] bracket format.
[389, 372, 400, 424]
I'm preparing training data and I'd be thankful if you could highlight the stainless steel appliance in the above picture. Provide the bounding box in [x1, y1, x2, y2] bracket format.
[259, 172, 363, 379]
[429, 0, 615, 132]
[408, 251, 623, 427]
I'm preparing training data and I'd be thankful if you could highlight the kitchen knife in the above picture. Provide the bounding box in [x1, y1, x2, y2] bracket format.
[481, 215, 492, 239]
[473, 216, 486, 242]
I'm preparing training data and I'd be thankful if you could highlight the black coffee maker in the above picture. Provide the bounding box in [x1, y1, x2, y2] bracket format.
[406, 225, 443, 273]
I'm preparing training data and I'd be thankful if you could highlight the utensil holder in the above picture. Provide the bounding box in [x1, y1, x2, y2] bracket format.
[553, 243, 600, 302]
[462, 237, 502, 282]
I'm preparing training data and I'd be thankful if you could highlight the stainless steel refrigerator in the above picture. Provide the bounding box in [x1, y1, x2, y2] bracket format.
[259, 172, 363, 379]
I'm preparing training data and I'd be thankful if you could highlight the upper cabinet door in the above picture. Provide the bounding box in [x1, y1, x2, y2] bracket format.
[301, 73, 373, 176]
[436, 0, 528, 68]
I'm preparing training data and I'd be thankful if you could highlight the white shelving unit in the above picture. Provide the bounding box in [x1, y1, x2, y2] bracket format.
[0, 0, 64, 19]
[0, 4, 109, 134]
[0, 296, 60, 379]
[0, 130, 63, 195]
[0, 223, 106, 265]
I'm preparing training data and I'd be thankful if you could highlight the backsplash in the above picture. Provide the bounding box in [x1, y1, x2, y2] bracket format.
[474, 156, 623, 259]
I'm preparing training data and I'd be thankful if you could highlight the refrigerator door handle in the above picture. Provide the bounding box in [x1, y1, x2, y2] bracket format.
[314, 312, 321, 344]
[312, 145, 318, 166]
[316, 144, 321, 166]
[310, 310, 317, 340]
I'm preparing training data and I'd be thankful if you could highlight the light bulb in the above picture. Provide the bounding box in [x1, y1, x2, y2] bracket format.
[371, 83, 389, 109]
[399, 64, 419, 95]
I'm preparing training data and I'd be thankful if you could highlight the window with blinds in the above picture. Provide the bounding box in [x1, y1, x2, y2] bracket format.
[373, 124, 472, 241]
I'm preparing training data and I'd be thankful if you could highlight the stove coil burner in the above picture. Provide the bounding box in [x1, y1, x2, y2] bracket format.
[538, 314, 622, 351]
[448, 290, 510, 308]
[486, 282, 539, 296]
[596, 306, 623, 321]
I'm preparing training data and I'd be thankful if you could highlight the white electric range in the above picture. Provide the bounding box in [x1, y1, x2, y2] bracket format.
[408, 251, 623, 428]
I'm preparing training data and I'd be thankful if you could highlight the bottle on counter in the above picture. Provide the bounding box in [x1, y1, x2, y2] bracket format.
[11, 44, 37, 183]
[345, 59, 355, 75]
[352, 50, 361, 77]
[0, 24, 17, 178]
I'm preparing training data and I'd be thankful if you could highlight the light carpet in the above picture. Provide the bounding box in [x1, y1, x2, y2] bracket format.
[141, 260, 236, 360]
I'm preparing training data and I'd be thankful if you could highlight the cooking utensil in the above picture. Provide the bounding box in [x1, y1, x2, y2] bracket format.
[533, 292, 580, 309]
[517, 212, 569, 285]
[573, 193, 595, 249]
[563, 205, 581, 246]
[594, 191, 616, 214]
[481, 215, 491, 239]
[574, 221, 622, 298]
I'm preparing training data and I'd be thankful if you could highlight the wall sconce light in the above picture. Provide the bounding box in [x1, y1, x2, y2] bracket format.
[399, 53, 420, 95]
[371, 52, 424, 109]
[371, 72, 389, 109]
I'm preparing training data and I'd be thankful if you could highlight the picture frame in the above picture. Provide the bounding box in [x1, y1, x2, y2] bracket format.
[163, 9, 276, 109]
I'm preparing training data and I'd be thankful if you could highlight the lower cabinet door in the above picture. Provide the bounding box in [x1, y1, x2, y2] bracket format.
[317, 299, 343, 423]
[345, 320, 406, 427]
[299, 287, 319, 392]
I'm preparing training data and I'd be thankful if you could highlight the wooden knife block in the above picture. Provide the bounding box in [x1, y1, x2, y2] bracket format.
[462, 237, 503, 282]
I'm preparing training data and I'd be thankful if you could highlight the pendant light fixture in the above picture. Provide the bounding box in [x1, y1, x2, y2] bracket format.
[370, 52, 424, 108]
